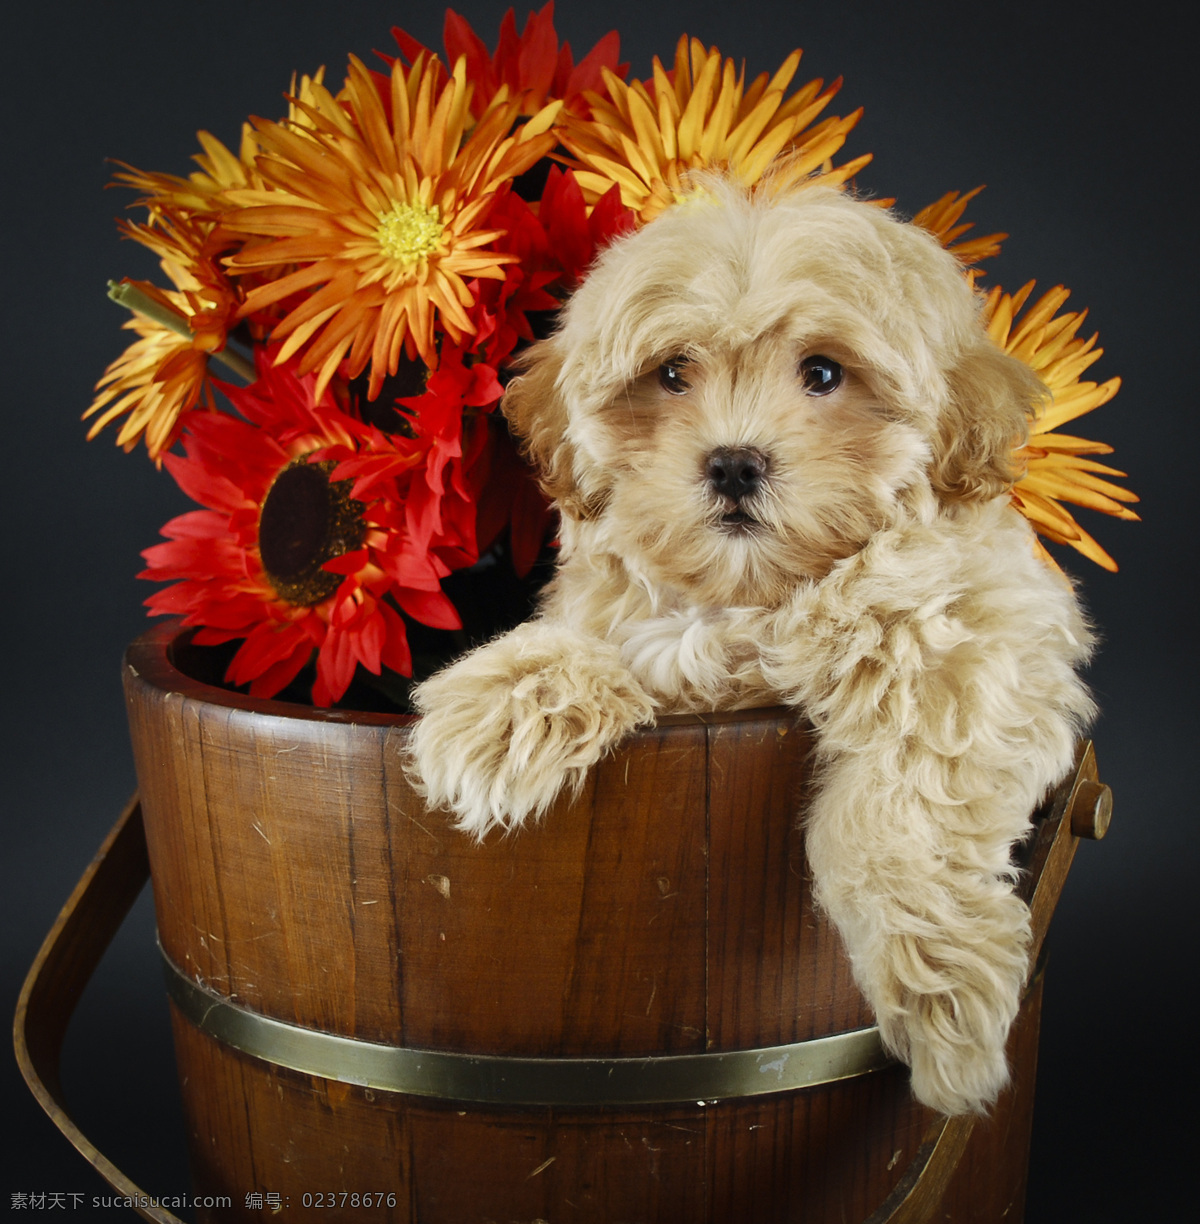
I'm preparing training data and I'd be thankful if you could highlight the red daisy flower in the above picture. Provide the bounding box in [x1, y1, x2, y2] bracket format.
[460, 168, 634, 375]
[392, 3, 627, 119]
[535, 165, 635, 289]
[140, 351, 469, 705]
[434, 168, 632, 572]
[340, 341, 499, 564]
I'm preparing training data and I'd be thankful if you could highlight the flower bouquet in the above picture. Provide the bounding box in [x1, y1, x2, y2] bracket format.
[89, 2, 1137, 710]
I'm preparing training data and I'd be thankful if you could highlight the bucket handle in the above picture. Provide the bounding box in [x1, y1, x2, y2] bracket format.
[13, 797, 184, 1224]
[14, 742, 1107, 1223]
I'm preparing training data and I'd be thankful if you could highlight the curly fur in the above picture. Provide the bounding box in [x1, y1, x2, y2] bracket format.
[406, 181, 1094, 1116]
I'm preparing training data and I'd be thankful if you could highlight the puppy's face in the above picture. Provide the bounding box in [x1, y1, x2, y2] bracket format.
[505, 183, 1041, 608]
[591, 332, 929, 605]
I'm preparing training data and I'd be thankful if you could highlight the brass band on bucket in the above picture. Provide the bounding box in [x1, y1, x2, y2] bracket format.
[161, 948, 891, 1107]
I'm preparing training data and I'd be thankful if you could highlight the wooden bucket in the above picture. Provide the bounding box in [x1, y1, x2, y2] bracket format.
[107, 620, 1098, 1222]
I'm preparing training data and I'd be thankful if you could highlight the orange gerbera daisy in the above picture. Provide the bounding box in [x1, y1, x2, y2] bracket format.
[986, 282, 1139, 572]
[558, 35, 870, 224]
[220, 52, 561, 398]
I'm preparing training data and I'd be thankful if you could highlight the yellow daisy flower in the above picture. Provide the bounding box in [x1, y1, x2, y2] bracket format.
[110, 69, 333, 219]
[87, 207, 246, 459]
[912, 186, 1006, 269]
[219, 52, 561, 398]
[558, 35, 870, 224]
[986, 282, 1140, 572]
[85, 284, 216, 460]
[112, 128, 259, 220]
[116, 208, 241, 354]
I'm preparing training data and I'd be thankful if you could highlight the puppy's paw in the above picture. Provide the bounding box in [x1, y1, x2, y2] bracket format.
[874, 894, 1031, 1116]
[405, 625, 655, 839]
[888, 988, 1014, 1117]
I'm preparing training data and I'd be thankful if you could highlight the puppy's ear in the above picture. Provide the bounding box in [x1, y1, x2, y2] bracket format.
[502, 343, 593, 521]
[930, 342, 1044, 503]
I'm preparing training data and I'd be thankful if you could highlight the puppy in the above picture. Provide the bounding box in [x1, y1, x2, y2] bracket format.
[406, 179, 1094, 1116]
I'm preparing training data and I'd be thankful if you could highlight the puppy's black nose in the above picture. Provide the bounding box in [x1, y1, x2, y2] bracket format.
[705, 447, 768, 501]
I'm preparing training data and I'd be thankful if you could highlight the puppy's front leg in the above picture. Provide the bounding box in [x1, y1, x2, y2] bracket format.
[406, 620, 656, 839]
[764, 574, 1087, 1115]
[803, 755, 1035, 1116]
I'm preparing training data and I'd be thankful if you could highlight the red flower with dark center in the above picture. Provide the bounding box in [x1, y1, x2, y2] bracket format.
[139, 351, 470, 705]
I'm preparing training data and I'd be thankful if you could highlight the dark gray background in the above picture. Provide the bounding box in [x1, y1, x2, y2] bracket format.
[4, 1, 1195, 1217]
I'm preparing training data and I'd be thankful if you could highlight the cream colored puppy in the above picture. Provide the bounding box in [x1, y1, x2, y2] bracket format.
[406, 180, 1094, 1117]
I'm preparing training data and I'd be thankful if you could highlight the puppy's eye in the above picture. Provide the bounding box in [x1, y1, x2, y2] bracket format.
[799, 356, 843, 397]
[657, 358, 691, 394]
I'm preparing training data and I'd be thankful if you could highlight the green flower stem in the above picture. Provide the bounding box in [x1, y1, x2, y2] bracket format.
[106, 280, 256, 382]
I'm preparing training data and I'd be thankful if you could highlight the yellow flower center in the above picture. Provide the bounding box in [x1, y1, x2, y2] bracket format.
[670, 180, 718, 211]
[376, 202, 445, 267]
